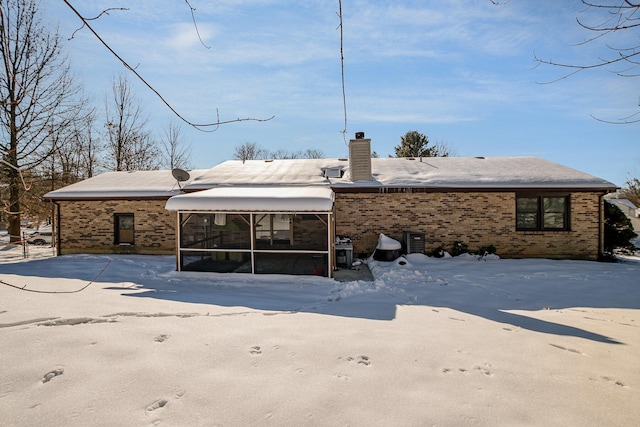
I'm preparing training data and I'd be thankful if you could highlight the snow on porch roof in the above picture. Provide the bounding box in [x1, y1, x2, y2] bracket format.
[165, 186, 334, 212]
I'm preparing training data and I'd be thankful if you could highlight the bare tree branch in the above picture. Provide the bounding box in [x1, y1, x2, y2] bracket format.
[526, 1, 640, 124]
[184, 0, 210, 49]
[68, 8, 128, 40]
[62, 1, 274, 131]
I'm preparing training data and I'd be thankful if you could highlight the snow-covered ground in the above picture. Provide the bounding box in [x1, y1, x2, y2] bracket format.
[1, 232, 639, 426]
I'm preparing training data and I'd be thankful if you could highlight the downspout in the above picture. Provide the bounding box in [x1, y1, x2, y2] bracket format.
[52, 200, 61, 256]
[598, 190, 618, 259]
[599, 193, 604, 258]
[329, 192, 338, 279]
[598, 191, 612, 258]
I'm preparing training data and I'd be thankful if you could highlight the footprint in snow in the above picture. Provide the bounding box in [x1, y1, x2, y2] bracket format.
[145, 399, 168, 415]
[42, 368, 64, 383]
[357, 355, 371, 366]
[154, 334, 170, 343]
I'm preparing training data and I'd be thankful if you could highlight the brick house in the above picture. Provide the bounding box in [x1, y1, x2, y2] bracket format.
[45, 136, 617, 277]
[44, 170, 200, 256]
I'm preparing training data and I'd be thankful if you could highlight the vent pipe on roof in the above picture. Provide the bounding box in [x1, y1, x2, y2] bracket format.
[349, 132, 372, 181]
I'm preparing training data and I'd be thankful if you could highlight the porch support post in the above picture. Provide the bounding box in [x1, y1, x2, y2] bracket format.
[328, 212, 335, 278]
[175, 211, 181, 271]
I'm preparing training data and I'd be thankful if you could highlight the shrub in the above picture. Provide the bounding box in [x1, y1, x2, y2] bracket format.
[477, 245, 497, 256]
[450, 241, 469, 257]
[603, 202, 638, 259]
[430, 246, 447, 258]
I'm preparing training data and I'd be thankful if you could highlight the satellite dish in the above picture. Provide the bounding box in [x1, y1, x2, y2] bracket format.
[172, 168, 190, 182]
[172, 168, 190, 189]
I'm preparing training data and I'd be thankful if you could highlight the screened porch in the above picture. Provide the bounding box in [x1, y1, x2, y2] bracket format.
[165, 186, 335, 277]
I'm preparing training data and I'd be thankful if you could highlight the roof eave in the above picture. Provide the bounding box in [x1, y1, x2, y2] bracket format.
[331, 185, 619, 193]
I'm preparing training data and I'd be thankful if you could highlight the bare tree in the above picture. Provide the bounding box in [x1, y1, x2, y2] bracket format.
[76, 107, 101, 178]
[232, 144, 325, 161]
[303, 148, 324, 159]
[430, 140, 455, 157]
[0, 0, 83, 241]
[271, 149, 302, 160]
[62, 1, 274, 131]
[531, 1, 640, 123]
[160, 120, 192, 170]
[104, 73, 160, 171]
[49, 99, 98, 186]
[233, 142, 268, 162]
[620, 177, 640, 207]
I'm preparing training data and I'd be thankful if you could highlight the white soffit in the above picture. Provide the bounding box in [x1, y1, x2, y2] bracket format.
[165, 186, 334, 212]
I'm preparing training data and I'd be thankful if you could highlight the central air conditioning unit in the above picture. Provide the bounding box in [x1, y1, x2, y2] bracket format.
[403, 231, 425, 254]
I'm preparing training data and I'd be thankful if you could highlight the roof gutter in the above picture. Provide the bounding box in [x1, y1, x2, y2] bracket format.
[332, 186, 619, 194]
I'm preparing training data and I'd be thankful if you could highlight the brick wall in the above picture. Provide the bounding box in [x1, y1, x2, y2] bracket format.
[335, 191, 604, 260]
[55, 191, 605, 260]
[57, 199, 175, 255]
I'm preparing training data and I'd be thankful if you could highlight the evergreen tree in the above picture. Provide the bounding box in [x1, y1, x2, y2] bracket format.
[603, 202, 638, 257]
[394, 131, 452, 157]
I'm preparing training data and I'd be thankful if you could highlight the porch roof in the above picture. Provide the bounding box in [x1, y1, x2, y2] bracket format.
[165, 186, 334, 212]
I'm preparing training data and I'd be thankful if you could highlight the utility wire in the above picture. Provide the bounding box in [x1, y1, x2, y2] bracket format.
[0, 259, 112, 294]
[62, 1, 273, 131]
[338, 0, 348, 146]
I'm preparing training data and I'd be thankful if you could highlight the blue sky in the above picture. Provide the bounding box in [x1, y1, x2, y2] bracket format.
[47, 1, 638, 186]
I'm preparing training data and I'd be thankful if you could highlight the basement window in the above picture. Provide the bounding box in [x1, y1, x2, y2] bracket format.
[516, 195, 569, 231]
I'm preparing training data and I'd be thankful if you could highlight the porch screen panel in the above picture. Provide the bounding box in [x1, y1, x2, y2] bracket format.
[254, 214, 328, 251]
[180, 213, 251, 249]
[290, 214, 328, 251]
[254, 252, 328, 277]
[254, 214, 291, 249]
[180, 250, 251, 273]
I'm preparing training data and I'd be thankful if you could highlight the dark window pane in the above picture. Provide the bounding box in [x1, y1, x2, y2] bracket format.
[115, 214, 134, 244]
[544, 197, 565, 213]
[516, 197, 539, 230]
[543, 212, 565, 229]
[517, 213, 538, 229]
[543, 197, 566, 229]
[517, 197, 538, 213]
[118, 215, 134, 230]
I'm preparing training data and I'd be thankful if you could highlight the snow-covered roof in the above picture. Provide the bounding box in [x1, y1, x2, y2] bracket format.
[44, 170, 206, 200]
[165, 186, 334, 212]
[607, 198, 638, 210]
[185, 158, 344, 190]
[45, 156, 616, 202]
[186, 157, 617, 191]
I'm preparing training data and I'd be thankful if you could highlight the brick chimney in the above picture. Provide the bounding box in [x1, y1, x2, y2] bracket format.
[349, 132, 372, 181]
